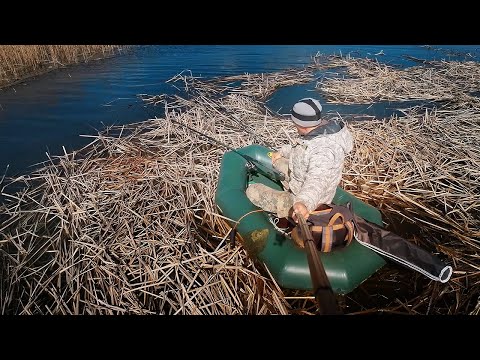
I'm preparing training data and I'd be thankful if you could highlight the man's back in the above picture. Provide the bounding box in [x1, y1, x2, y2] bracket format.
[288, 123, 353, 210]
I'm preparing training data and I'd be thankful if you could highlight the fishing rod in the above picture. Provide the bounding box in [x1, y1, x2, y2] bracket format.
[142, 105, 285, 182]
[201, 95, 273, 149]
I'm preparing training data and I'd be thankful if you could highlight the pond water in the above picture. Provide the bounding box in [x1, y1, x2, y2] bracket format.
[0, 44, 478, 177]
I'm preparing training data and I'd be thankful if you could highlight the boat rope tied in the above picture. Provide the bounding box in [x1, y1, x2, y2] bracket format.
[228, 209, 265, 247]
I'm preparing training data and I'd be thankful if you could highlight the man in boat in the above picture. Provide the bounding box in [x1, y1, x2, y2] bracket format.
[246, 97, 353, 222]
[244, 98, 453, 283]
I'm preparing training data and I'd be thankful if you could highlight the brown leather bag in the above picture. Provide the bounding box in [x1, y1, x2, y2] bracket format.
[291, 204, 355, 252]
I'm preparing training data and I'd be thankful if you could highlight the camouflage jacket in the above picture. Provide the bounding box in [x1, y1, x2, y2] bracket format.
[278, 122, 353, 212]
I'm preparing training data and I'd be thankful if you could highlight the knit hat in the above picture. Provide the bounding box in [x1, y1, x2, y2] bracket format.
[290, 98, 323, 127]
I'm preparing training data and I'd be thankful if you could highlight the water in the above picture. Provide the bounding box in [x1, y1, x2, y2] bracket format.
[0, 45, 479, 177]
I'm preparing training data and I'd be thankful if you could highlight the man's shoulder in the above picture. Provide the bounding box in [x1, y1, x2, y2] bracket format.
[306, 134, 348, 156]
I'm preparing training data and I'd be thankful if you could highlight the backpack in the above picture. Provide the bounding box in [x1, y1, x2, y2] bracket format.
[291, 204, 355, 252]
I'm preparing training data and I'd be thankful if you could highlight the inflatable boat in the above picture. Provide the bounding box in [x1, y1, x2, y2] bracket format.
[215, 144, 386, 294]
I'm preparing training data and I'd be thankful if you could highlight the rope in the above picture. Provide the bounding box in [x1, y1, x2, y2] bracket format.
[228, 209, 265, 247]
[233, 209, 265, 230]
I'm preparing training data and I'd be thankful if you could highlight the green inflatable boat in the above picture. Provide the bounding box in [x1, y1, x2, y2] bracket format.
[215, 144, 386, 294]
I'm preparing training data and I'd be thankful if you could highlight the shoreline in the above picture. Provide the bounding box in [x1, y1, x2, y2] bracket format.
[0, 45, 130, 91]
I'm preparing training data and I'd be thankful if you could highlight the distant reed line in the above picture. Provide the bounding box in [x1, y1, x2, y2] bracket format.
[0, 45, 127, 88]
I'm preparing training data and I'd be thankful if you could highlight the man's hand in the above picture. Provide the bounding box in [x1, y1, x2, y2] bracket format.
[292, 202, 309, 223]
[270, 151, 282, 163]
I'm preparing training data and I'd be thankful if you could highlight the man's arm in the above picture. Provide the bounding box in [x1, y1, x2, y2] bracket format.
[293, 149, 339, 212]
[271, 144, 292, 163]
[278, 144, 292, 159]
[270, 151, 283, 163]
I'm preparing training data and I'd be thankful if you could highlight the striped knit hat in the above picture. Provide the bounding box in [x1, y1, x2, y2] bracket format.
[290, 98, 323, 127]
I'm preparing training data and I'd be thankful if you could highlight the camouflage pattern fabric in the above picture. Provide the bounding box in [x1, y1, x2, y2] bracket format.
[246, 183, 294, 218]
[246, 122, 353, 217]
[278, 124, 353, 212]
[273, 157, 290, 190]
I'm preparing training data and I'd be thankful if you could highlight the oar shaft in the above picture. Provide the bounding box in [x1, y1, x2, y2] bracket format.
[297, 215, 342, 315]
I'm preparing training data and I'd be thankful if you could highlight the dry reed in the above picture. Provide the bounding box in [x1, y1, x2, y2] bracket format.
[1, 57, 479, 315]
[315, 55, 480, 107]
[0, 45, 126, 89]
[0, 83, 298, 315]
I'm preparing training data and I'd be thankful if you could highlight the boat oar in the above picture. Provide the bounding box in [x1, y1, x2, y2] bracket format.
[296, 213, 342, 315]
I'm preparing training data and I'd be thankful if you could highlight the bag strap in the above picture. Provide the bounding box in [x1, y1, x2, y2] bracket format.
[327, 212, 344, 226]
[310, 208, 333, 215]
[329, 204, 355, 221]
[293, 203, 357, 252]
[344, 220, 354, 246]
[311, 224, 345, 232]
[321, 226, 333, 252]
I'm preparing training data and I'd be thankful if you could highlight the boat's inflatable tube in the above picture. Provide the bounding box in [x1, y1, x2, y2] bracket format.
[215, 144, 386, 294]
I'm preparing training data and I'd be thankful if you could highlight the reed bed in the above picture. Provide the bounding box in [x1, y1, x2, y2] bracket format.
[0, 45, 126, 89]
[316, 55, 480, 106]
[339, 107, 480, 314]
[0, 91, 297, 315]
[161, 65, 317, 101]
[1, 57, 479, 314]
[345, 107, 480, 238]
[215, 66, 317, 100]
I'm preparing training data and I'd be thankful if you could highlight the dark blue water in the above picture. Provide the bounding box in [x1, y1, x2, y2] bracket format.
[0, 45, 479, 177]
